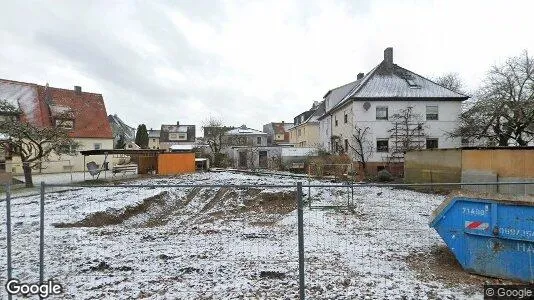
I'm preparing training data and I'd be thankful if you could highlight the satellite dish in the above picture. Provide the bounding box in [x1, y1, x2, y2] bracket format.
[363, 102, 371, 111]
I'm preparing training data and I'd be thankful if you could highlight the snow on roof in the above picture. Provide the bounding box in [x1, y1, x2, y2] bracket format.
[49, 104, 73, 118]
[225, 127, 266, 135]
[148, 130, 160, 138]
[0, 80, 39, 124]
[170, 144, 194, 151]
[321, 61, 468, 118]
[350, 64, 469, 99]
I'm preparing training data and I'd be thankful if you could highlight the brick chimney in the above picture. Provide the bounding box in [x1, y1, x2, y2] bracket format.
[357, 73, 364, 80]
[384, 47, 393, 68]
[74, 86, 82, 95]
[176, 121, 180, 126]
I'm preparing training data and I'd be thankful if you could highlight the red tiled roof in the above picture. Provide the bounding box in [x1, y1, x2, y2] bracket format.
[0, 79, 113, 139]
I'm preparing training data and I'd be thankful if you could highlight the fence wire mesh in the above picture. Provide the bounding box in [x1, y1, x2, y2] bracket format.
[1, 172, 533, 299]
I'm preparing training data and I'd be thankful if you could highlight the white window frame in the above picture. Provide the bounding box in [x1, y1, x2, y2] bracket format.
[426, 105, 439, 120]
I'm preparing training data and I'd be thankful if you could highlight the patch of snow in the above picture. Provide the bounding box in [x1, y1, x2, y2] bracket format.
[0, 81, 39, 124]
[0, 172, 487, 299]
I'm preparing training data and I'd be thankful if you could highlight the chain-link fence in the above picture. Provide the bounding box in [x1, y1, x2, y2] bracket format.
[2, 176, 534, 299]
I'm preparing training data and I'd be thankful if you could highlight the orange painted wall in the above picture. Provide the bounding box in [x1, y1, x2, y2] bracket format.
[157, 153, 195, 175]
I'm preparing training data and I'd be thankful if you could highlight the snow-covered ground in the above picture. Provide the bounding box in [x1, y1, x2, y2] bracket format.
[0, 172, 506, 299]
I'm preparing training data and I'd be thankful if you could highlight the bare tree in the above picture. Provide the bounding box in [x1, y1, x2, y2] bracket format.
[452, 50, 534, 146]
[389, 106, 426, 160]
[434, 72, 466, 94]
[348, 125, 373, 175]
[0, 100, 78, 187]
[202, 117, 232, 167]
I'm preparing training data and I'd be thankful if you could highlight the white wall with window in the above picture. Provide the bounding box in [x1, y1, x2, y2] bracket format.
[343, 99, 462, 162]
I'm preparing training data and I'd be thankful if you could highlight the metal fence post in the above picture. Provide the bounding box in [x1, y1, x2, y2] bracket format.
[6, 184, 12, 300]
[39, 182, 45, 287]
[297, 181, 305, 300]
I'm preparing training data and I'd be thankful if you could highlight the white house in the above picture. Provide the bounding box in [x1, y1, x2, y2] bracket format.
[318, 47, 469, 174]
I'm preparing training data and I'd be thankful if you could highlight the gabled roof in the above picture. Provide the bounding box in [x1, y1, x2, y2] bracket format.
[0, 78, 113, 139]
[108, 114, 135, 141]
[324, 79, 362, 107]
[290, 101, 325, 129]
[147, 129, 161, 138]
[319, 52, 469, 119]
[159, 124, 196, 142]
[225, 126, 266, 135]
[347, 62, 468, 99]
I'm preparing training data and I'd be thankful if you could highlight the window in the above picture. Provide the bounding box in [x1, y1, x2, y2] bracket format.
[94, 143, 101, 150]
[426, 105, 438, 120]
[55, 119, 74, 130]
[152, 138, 156, 142]
[344, 139, 349, 152]
[335, 119, 338, 126]
[344, 114, 348, 124]
[298, 129, 302, 137]
[426, 138, 438, 149]
[376, 139, 389, 152]
[376, 106, 388, 120]
[169, 133, 187, 141]
[257, 136, 262, 145]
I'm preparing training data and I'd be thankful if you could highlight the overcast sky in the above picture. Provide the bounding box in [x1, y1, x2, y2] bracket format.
[1, 1, 532, 132]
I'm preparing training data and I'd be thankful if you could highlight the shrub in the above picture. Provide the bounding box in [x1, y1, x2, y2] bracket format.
[377, 169, 392, 182]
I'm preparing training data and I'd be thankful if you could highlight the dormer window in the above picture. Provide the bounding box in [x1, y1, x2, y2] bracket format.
[49, 105, 74, 130]
[55, 119, 74, 130]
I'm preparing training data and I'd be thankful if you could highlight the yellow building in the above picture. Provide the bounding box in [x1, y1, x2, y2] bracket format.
[288, 101, 324, 147]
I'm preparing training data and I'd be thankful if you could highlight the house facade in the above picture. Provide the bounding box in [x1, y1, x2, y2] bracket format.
[263, 122, 293, 145]
[159, 122, 196, 151]
[223, 125, 267, 147]
[0, 79, 113, 173]
[289, 101, 325, 147]
[318, 48, 469, 174]
[221, 125, 268, 168]
[148, 129, 161, 149]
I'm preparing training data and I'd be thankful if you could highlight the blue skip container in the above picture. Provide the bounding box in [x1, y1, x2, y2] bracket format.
[430, 196, 534, 282]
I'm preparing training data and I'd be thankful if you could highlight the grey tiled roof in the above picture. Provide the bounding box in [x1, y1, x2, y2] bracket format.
[322, 62, 468, 117]
[349, 64, 468, 99]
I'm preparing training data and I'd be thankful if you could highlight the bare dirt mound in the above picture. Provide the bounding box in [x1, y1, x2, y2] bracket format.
[201, 189, 296, 226]
[245, 190, 296, 214]
[406, 244, 519, 293]
[53, 191, 175, 228]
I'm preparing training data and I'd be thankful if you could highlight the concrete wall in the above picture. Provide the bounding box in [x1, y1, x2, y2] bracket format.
[228, 146, 282, 169]
[404, 149, 462, 184]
